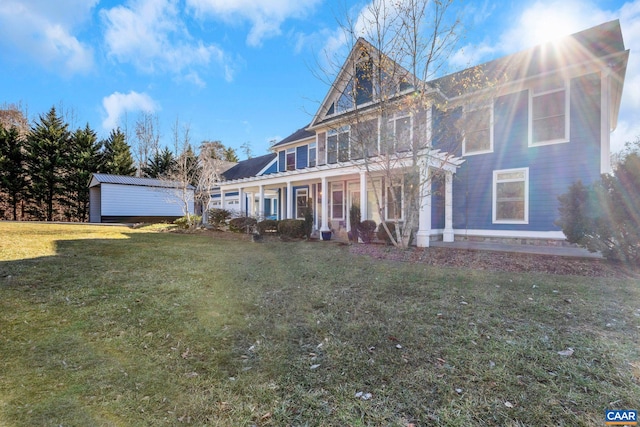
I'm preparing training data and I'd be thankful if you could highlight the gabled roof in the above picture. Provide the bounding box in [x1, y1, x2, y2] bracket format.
[434, 19, 628, 99]
[309, 37, 418, 129]
[271, 125, 314, 149]
[89, 173, 195, 189]
[222, 153, 277, 181]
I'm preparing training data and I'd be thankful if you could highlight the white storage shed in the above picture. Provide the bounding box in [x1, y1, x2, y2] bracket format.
[89, 174, 195, 223]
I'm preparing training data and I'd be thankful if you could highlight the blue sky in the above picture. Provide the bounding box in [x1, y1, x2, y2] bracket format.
[0, 0, 638, 157]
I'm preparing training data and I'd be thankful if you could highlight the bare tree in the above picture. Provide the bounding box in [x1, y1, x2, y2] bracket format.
[134, 113, 161, 176]
[165, 120, 198, 225]
[318, 0, 497, 247]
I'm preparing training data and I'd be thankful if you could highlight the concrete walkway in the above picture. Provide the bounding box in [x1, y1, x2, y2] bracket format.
[430, 240, 602, 258]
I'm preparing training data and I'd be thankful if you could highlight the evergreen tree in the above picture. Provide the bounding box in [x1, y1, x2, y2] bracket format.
[26, 106, 72, 221]
[0, 125, 28, 220]
[142, 147, 176, 178]
[64, 123, 102, 222]
[102, 128, 136, 176]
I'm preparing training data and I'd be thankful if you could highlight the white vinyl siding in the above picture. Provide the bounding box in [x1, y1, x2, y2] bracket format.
[101, 183, 193, 217]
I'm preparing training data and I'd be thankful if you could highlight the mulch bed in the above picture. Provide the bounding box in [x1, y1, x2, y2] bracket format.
[349, 243, 638, 278]
[186, 228, 636, 278]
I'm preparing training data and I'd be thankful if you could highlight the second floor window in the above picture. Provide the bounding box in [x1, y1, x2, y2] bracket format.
[309, 142, 316, 167]
[530, 78, 568, 145]
[286, 148, 295, 171]
[464, 106, 492, 155]
[327, 127, 349, 164]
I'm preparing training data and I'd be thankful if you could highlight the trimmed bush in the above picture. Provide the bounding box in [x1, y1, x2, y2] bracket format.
[174, 214, 201, 230]
[376, 221, 397, 245]
[228, 216, 257, 233]
[208, 208, 231, 229]
[358, 220, 377, 243]
[257, 219, 279, 234]
[277, 219, 306, 239]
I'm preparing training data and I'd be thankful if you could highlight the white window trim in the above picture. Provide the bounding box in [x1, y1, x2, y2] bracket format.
[286, 147, 296, 171]
[492, 167, 529, 224]
[385, 177, 405, 221]
[330, 182, 345, 220]
[528, 79, 570, 147]
[295, 188, 308, 219]
[388, 114, 413, 152]
[308, 142, 317, 167]
[463, 104, 494, 156]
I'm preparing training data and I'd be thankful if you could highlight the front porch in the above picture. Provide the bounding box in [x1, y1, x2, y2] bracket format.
[217, 152, 462, 247]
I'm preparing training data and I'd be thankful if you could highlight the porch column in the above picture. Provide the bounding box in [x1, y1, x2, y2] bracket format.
[258, 185, 265, 219]
[238, 187, 245, 216]
[443, 171, 454, 242]
[416, 168, 432, 247]
[320, 176, 330, 233]
[359, 171, 367, 220]
[286, 181, 293, 219]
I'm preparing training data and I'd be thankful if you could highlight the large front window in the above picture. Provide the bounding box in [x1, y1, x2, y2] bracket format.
[493, 168, 528, 223]
[530, 78, 568, 146]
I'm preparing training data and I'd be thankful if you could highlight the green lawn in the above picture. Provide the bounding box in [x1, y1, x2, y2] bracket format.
[1, 223, 638, 426]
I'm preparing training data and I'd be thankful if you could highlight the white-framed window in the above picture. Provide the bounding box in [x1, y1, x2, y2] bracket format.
[388, 114, 412, 152]
[493, 168, 529, 224]
[386, 184, 403, 220]
[330, 182, 344, 219]
[296, 188, 308, 219]
[308, 142, 316, 167]
[286, 148, 296, 171]
[529, 77, 569, 146]
[327, 127, 349, 164]
[463, 104, 493, 155]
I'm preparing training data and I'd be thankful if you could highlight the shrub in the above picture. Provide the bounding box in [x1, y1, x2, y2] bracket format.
[376, 221, 397, 245]
[556, 148, 640, 263]
[228, 216, 257, 233]
[208, 208, 231, 229]
[257, 219, 279, 234]
[174, 214, 201, 230]
[277, 219, 306, 239]
[358, 220, 377, 243]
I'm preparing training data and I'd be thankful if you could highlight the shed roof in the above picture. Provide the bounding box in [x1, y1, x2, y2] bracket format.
[89, 173, 195, 189]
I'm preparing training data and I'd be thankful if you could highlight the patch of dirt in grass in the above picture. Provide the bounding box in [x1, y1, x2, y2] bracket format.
[350, 244, 637, 278]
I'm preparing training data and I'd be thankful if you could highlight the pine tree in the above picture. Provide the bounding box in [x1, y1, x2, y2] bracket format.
[142, 147, 176, 178]
[64, 124, 102, 221]
[102, 128, 136, 176]
[26, 106, 72, 221]
[0, 125, 28, 220]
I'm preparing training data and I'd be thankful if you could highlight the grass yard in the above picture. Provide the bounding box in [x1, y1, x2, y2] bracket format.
[0, 222, 639, 426]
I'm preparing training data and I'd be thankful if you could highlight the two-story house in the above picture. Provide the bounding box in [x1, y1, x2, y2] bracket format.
[217, 20, 628, 246]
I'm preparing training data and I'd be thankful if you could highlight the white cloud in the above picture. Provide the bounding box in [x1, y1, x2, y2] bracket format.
[186, 0, 322, 46]
[102, 0, 233, 83]
[0, 0, 96, 75]
[102, 91, 159, 131]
